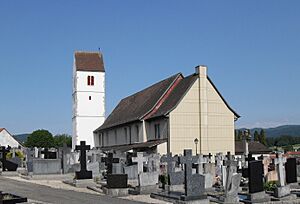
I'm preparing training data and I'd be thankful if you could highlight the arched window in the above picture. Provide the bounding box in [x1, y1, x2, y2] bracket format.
[91, 76, 94, 86]
[87, 76, 91, 85]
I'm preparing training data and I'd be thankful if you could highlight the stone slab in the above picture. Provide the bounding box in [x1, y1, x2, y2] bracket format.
[102, 186, 129, 197]
[63, 178, 96, 188]
[107, 174, 128, 189]
[133, 184, 158, 194]
[151, 192, 209, 204]
[32, 159, 62, 175]
[274, 185, 291, 198]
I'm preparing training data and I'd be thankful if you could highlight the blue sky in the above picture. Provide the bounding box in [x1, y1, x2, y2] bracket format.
[0, 1, 299, 135]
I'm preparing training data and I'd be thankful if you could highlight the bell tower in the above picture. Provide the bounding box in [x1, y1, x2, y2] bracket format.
[72, 51, 105, 149]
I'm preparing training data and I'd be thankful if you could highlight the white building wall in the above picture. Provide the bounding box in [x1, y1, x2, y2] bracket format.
[72, 69, 105, 149]
[0, 129, 20, 148]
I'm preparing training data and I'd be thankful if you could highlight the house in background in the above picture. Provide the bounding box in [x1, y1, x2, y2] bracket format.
[0, 128, 22, 148]
[235, 140, 271, 159]
[94, 65, 239, 155]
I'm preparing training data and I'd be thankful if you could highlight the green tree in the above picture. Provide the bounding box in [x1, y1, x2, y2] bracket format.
[259, 129, 267, 146]
[25, 129, 54, 148]
[237, 130, 243, 141]
[53, 134, 72, 148]
[254, 130, 259, 141]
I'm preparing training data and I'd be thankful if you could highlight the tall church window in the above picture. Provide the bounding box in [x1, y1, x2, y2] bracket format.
[155, 124, 160, 139]
[124, 127, 128, 144]
[136, 125, 139, 142]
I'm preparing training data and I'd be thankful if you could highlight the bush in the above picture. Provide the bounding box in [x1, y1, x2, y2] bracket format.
[6, 150, 24, 159]
[264, 181, 277, 191]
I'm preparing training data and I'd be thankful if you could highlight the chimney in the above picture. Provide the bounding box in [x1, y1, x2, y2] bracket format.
[195, 65, 207, 77]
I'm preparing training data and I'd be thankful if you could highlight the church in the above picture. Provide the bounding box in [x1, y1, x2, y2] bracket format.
[94, 65, 240, 155]
[72, 51, 105, 149]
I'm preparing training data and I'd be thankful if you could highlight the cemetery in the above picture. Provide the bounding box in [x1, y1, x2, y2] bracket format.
[1, 136, 300, 204]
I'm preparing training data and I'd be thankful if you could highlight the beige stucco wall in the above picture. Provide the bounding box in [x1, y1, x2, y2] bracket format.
[168, 76, 235, 155]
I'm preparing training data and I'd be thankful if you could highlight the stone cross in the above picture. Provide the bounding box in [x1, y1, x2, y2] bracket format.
[161, 153, 184, 186]
[274, 153, 287, 187]
[194, 154, 207, 174]
[207, 153, 212, 163]
[75, 141, 92, 179]
[147, 154, 160, 172]
[180, 149, 205, 199]
[132, 152, 147, 174]
[0, 146, 10, 171]
[215, 152, 224, 177]
[101, 152, 119, 174]
[223, 152, 238, 195]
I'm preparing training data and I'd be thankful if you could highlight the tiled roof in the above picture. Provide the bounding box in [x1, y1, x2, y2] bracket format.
[95, 73, 181, 131]
[235, 141, 271, 154]
[95, 71, 240, 132]
[146, 74, 198, 119]
[74, 51, 105, 72]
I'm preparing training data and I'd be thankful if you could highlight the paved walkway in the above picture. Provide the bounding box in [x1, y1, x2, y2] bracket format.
[0, 177, 143, 204]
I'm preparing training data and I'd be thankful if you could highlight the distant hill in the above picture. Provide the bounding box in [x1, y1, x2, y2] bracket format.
[13, 134, 29, 144]
[237, 125, 300, 138]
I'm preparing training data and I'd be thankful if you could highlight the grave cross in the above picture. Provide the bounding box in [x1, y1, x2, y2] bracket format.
[223, 151, 238, 195]
[75, 141, 90, 172]
[180, 149, 205, 199]
[207, 153, 212, 163]
[161, 153, 177, 175]
[274, 153, 287, 187]
[132, 152, 147, 174]
[194, 154, 207, 174]
[0, 146, 10, 171]
[101, 152, 119, 174]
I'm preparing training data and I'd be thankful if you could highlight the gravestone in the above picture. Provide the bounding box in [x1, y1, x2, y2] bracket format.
[41, 148, 57, 159]
[75, 141, 92, 179]
[0, 146, 18, 171]
[245, 160, 270, 202]
[242, 154, 255, 178]
[180, 149, 206, 201]
[274, 153, 290, 198]
[132, 152, 147, 174]
[194, 154, 206, 174]
[221, 152, 241, 203]
[107, 174, 128, 188]
[25, 148, 34, 173]
[147, 154, 160, 172]
[101, 153, 119, 175]
[61, 143, 72, 174]
[215, 152, 224, 179]
[161, 153, 184, 186]
[285, 158, 297, 184]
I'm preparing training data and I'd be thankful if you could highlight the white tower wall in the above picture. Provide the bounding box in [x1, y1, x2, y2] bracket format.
[72, 63, 105, 149]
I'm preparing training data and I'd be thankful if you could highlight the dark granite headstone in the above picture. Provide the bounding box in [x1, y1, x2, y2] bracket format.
[285, 158, 297, 184]
[161, 153, 184, 185]
[180, 149, 206, 201]
[41, 148, 57, 159]
[107, 174, 128, 188]
[75, 141, 92, 179]
[101, 153, 119, 174]
[248, 160, 264, 193]
[242, 154, 255, 178]
[0, 146, 17, 171]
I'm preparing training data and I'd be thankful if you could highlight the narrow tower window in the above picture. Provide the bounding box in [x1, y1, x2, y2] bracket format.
[87, 76, 91, 85]
[89, 96, 91, 100]
[91, 76, 94, 86]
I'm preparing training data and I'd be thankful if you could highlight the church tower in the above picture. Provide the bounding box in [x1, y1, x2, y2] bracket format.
[72, 51, 105, 149]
